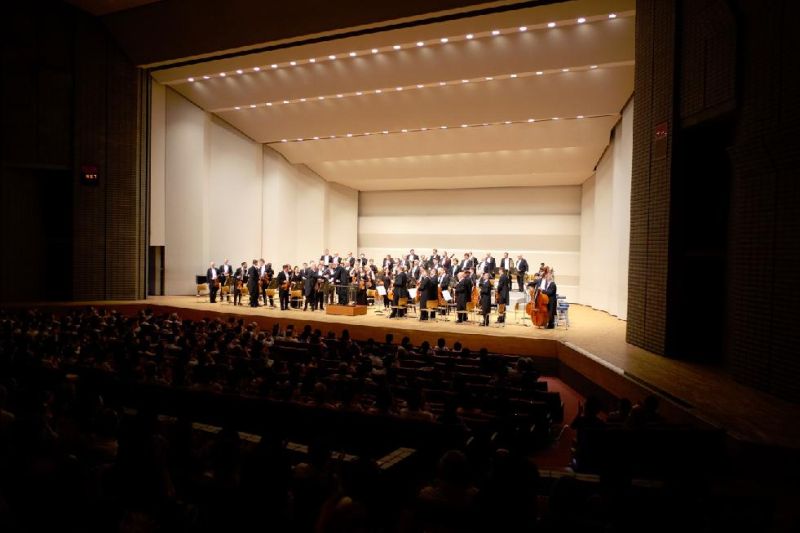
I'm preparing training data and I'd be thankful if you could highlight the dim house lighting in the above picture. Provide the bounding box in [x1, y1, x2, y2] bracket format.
[417, 41, 424, 47]
[309, 58, 316, 63]
[290, 61, 297, 66]
[250, 104, 256, 108]
[562, 68, 570, 72]
[187, 77, 194, 82]
[417, 84, 424, 88]
[349, 52, 357, 57]
[393, 45, 401, 50]
[440, 37, 448, 43]
[547, 22, 556, 28]
[235, 106, 240, 110]
[281, 139, 287, 142]
[372, 48, 379, 53]
[466, 33, 474, 39]
[219, 72, 226, 76]
[536, 71, 543, 75]
[590, 65, 598, 69]
[236, 69, 243, 74]
[577, 17, 586, 23]
[329, 55, 336, 60]
[253, 67, 260, 71]
[271, 64, 277, 69]
[519, 26, 527, 31]
[491, 29, 500, 35]
[510, 74, 518, 78]
[203, 75, 210, 79]
[609, 13, 617, 19]
[527, 118, 535, 122]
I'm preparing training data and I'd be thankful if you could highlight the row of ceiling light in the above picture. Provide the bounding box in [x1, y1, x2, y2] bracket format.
[269, 113, 617, 144]
[219, 62, 623, 112]
[183, 13, 624, 84]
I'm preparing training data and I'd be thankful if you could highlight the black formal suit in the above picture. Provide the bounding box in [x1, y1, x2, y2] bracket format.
[479, 279, 492, 325]
[333, 265, 347, 304]
[320, 254, 333, 265]
[218, 264, 233, 301]
[540, 279, 557, 328]
[347, 257, 356, 267]
[247, 265, 259, 307]
[390, 272, 409, 317]
[418, 276, 436, 320]
[360, 257, 368, 267]
[410, 266, 421, 281]
[442, 256, 452, 268]
[484, 257, 496, 276]
[454, 278, 469, 322]
[303, 268, 317, 302]
[500, 257, 513, 271]
[515, 258, 529, 291]
[277, 270, 290, 310]
[407, 254, 419, 262]
[439, 274, 451, 291]
[233, 266, 246, 305]
[207, 267, 219, 303]
[496, 273, 510, 323]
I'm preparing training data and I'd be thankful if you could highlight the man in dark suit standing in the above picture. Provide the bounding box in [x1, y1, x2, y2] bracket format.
[206, 262, 219, 303]
[320, 249, 333, 266]
[418, 269, 434, 321]
[410, 260, 421, 281]
[389, 265, 409, 318]
[500, 252, 513, 271]
[303, 262, 318, 311]
[540, 270, 557, 328]
[247, 260, 260, 307]
[484, 253, 496, 277]
[277, 264, 291, 310]
[233, 261, 247, 306]
[496, 267, 510, 323]
[454, 272, 469, 323]
[479, 272, 492, 326]
[515, 255, 529, 292]
[359, 253, 368, 267]
[407, 249, 419, 262]
[333, 262, 348, 304]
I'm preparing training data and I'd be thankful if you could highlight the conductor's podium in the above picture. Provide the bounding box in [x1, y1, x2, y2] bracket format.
[326, 304, 368, 316]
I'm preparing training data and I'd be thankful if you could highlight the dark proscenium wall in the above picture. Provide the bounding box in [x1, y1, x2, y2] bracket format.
[627, 0, 800, 402]
[1, 0, 147, 302]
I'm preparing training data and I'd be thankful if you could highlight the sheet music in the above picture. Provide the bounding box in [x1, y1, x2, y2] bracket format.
[408, 288, 417, 299]
[442, 290, 452, 302]
[376, 286, 387, 296]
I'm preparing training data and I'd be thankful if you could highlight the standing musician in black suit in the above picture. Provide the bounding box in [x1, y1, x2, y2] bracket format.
[314, 264, 327, 311]
[454, 272, 470, 323]
[206, 262, 219, 303]
[233, 261, 247, 306]
[540, 270, 558, 328]
[320, 249, 333, 266]
[219, 259, 233, 302]
[277, 264, 291, 310]
[247, 260, 260, 307]
[437, 267, 452, 316]
[407, 249, 419, 263]
[483, 253, 496, 277]
[479, 272, 492, 326]
[496, 267, 510, 323]
[303, 262, 318, 311]
[359, 253, 368, 267]
[333, 262, 348, 304]
[515, 255, 529, 292]
[500, 252, 513, 271]
[418, 269, 432, 321]
[389, 265, 409, 318]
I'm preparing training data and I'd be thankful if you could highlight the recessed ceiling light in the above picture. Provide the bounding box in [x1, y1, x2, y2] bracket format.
[461, 124, 468, 128]
[401, 129, 408, 133]
[510, 74, 517, 78]
[250, 104, 256, 108]
[577, 17, 586, 23]
[203, 75, 210, 79]
[235, 106, 240, 110]
[552, 117, 560, 120]
[337, 94, 343, 98]
[536, 71, 543, 75]
[491, 29, 500, 35]
[590, 65, 598, 69]
[519, 26, 527, 32]
[416, 84, 424, 88]
[236, 69, 243, 74]
[347, 133, 353, 137]
[300, 98, 306, 102]
[440, 125, 448, 129]
[547, 22, 556, 28]
[417, 41, 424, 47]
[462, 79, 469, 83]
[393, 45, 401, 50]
[309, 58, 316, 63]
[577, 115, 584, 119]
[270, 64, 277, 69]
[318, 96, 324, 100]
[396, 87, 403, 91]
[375, 89, 381, 93]
[356, 91, 363, 95]
[187, 77, 194, 82]
[349, 52, 356, 57]
[291, 61, 299, 66]
[466, 33, 474, 39]
[281, 139, 287, 142]
[439, 81, 446, 86]
[382, 130, 389, 134]
[421, 127, 427, 131]
[253, 67, 261, 71]
[313, 136, 319, 140]
[330, 135, 336, 138]
[440, 37, 448, 43]
[297, 138, 303, 142]
[219, 72, 226, 77]
[283, 100, 289, 104]
[504, 121, 511, 124]
[329, 55, 336, 60]
[609, 13, 617, 19]
[266, 102, 272, 106]
[562, 68, 570, 72]
[365, 132, 371, 135]
[482, 123, 488, 126]
[527, 118, 535, 122]
[372, 48, 379, 53]
[485, 76, 493, 81]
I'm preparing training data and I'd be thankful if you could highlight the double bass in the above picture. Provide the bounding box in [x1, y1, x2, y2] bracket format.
[525, 285, 549, 327]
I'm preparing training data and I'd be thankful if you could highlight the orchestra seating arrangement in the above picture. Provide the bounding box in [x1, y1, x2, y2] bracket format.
[0, 306, 736, 532]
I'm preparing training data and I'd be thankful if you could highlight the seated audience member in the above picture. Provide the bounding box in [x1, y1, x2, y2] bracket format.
[570, 396, 606, 431]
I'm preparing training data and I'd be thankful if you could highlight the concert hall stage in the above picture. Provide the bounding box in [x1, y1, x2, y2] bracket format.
[35, 294, 799, 454]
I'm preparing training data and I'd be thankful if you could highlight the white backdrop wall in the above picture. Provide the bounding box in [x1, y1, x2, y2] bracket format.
[159, 86, 358, 294]
[579, 98, 633, 318]
[358, 186, 581, 299]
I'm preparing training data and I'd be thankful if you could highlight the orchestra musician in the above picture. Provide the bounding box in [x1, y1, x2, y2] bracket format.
[389, 265, 409, 318]
[540, 269, 557, 329]
[410, 260, 421, 281]
[515, 255, 529, 292]
[320, 249, 333, 266]
[483, 252, 496, 277]
[220, 259, 233, 302]
[233, 261, 247, 306]
[479, 272, 492, 326]
[291, 266, 303, 308]
[359, 253, 368, 267]
[454, 271, 470, 323]
[496, 267, 510, 324]
[500, 252, 513, 271]
[247, 259, 260, 307]
[315, 264, 327, 311]
[333, 261, 348, 304]
[407, 249, 419, 262]
[345, 252, 356, 267]
[277, 264, 291, 310]
[207, 261, 219, 303]
[420, 268, 439, 320]
[303, 261, 318, 311]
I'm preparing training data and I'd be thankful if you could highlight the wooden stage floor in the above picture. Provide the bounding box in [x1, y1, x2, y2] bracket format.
[28, 295, 800, 452]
